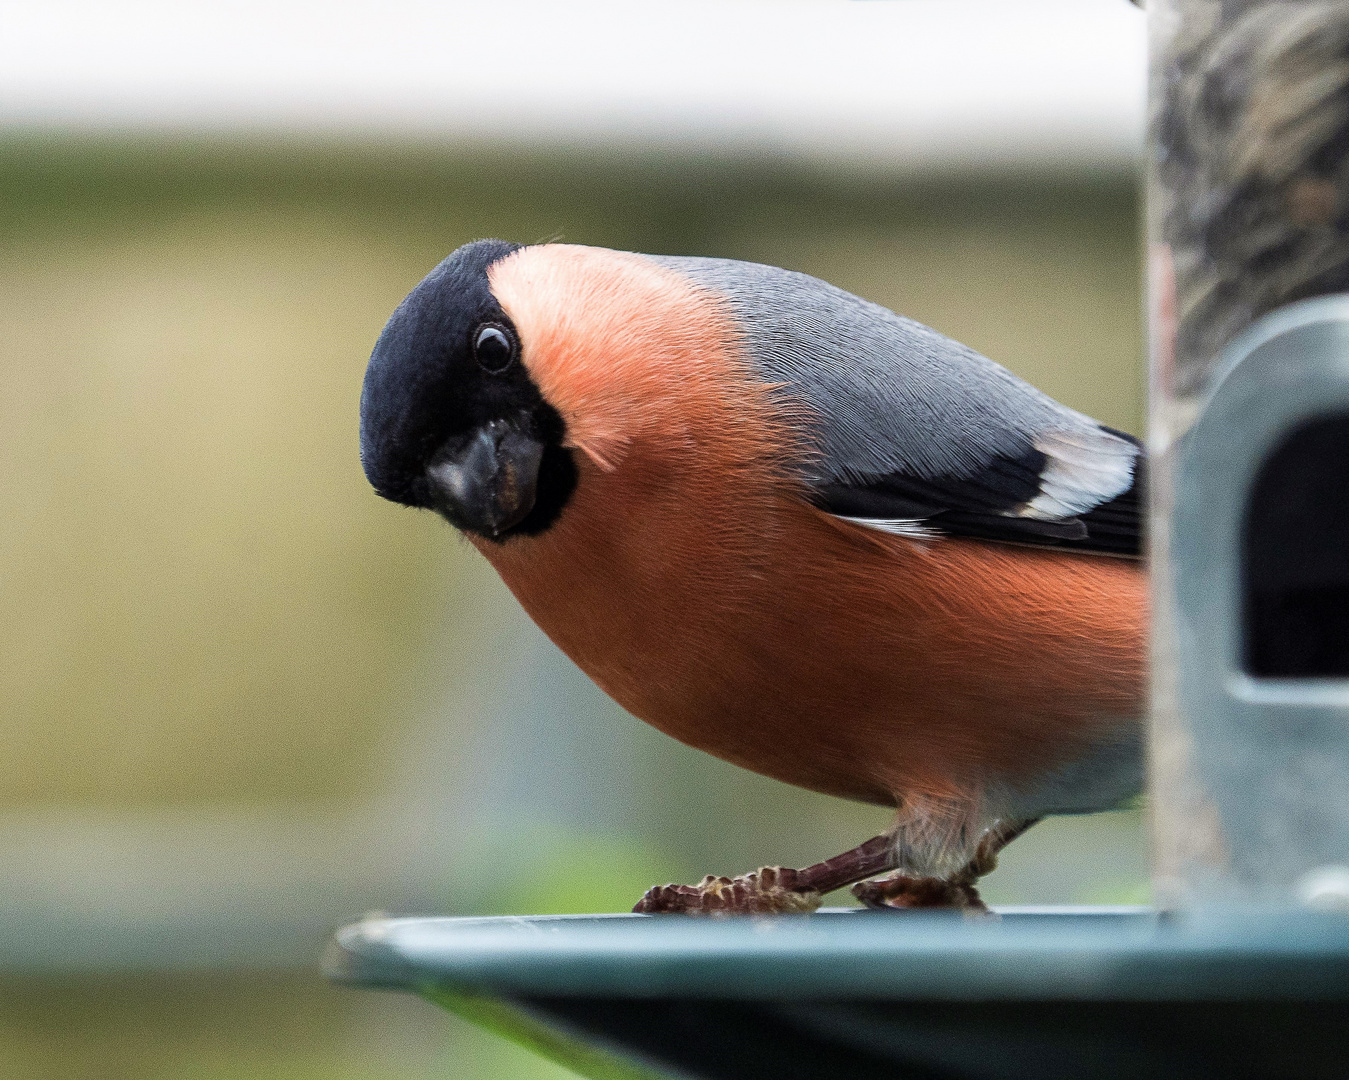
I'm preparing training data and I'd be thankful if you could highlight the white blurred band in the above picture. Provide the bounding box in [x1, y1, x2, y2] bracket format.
[0, 0, 1145, 170]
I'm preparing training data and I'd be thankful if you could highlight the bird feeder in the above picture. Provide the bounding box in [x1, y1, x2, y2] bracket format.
[328, 1, 1349, 1074]
[1159, 299, 1349, 906]
[1147, 0, 1349, 908]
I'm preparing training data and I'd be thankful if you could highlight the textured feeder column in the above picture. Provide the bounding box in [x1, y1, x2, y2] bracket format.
[1149, 0, 1349, 905]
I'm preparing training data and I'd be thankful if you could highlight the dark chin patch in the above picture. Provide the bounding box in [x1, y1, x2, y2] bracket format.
[360, 238, 581, 540]
[504, 442, 579, 539]
[451, 402, 579, 542]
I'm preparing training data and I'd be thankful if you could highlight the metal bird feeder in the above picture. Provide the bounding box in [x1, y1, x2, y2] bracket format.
[328, 1, 1349, 1075]
[324, 907, 1349, 1079]
[1159, 298, 1349, 906]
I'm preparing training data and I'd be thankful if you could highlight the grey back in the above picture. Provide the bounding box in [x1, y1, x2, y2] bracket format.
[648, 254, 1130, 505]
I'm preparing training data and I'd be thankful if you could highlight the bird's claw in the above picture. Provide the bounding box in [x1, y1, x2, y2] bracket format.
[851, 873, 989, 912]
[633, 866, 823, 915]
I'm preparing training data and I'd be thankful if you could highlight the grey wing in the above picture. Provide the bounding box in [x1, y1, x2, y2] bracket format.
[649, 254, 1144, 557]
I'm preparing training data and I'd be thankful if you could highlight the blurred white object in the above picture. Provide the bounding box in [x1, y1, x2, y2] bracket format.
[0, 0, 1145, 170]
[1298, 866, 1349, 914]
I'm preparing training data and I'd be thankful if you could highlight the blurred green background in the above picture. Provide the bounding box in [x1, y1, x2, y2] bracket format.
[0, 137, 1144, 1078]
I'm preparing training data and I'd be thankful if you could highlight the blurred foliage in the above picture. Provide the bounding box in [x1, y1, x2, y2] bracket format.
[472, 829, 682, 916]
[0, 973, 573, 1080]
[0, 218, 456, 805]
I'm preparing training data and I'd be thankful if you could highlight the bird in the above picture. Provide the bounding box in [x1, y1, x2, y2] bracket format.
[359, 239, 1147, 914]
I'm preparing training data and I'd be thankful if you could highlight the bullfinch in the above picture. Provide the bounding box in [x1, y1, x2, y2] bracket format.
[359, 240, 1146, 914]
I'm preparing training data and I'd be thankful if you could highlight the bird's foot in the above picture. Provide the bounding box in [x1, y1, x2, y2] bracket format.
[851, 872, 989, 913]
[634, 866, 823, 915]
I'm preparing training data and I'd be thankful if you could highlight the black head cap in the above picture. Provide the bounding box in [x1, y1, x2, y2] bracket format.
[359, 238, 576, 538]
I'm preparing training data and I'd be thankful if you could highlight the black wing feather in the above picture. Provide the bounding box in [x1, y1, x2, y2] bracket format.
[816, 437, 1145, 557]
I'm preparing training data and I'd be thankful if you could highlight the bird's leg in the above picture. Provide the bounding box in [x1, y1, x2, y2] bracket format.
[633, 833, 898, 915]
[851, 817, 1041, 913]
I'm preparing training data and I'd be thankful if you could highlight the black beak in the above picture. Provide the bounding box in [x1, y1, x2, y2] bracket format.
[425, 417, 545, 538]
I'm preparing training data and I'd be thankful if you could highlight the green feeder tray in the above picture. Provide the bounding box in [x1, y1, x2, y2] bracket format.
[324, 906, 1349, 1079]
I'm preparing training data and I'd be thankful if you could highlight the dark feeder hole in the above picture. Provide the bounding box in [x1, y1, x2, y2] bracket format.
[1244, 414, 1349, 677]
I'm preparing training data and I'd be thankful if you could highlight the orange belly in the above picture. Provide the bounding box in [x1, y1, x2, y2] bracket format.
[474, 454, 1146, 810]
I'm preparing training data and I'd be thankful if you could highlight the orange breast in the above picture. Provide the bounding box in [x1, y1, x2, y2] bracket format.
[476, 461, 1145, 807]
[480, 244, 1147, 809]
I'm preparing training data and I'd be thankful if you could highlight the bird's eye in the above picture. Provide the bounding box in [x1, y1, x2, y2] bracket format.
[473, 324, 515, 373]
